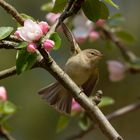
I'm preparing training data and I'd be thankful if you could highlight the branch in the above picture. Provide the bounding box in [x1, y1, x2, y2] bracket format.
[100, 27, 137, 62]
[0, 40, 18, 49]
[0, 66, 17, 80]
[0, 126, 15, 140]
[67, 101, 140, 140]
[0, 0, 24, 25]
[106, 101, 140, 120]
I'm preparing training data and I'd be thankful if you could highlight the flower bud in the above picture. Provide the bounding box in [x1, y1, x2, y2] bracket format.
[71, 99, 81, 112]
[96, 19, 105, 26]
[43, 39, 54, 51]
[0, 86, 7, 101]
[14, 30, 20, 38]
[27, 43, 37, 53]
[38, 21, 50, 34]
[46, 13, 60, 25]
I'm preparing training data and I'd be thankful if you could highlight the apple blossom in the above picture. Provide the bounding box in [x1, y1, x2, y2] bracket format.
[27, 43, 37, 53]
[107, 60, 126, 81]
[38, 21, 50, 34]
[43, 39, 55, 51]
[46, 13, 61, 25]
[72, 15, 93, 44]
[16, 19, 43, 42]
[0, 86, 7, 101]
[89, 31, 100, 41]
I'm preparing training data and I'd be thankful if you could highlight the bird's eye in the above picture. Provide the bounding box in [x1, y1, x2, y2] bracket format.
[90, 52, 94, 55]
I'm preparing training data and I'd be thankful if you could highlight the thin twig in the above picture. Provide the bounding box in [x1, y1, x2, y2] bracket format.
[0, 0, 24, 25]
[106, 101, 140, 120]
[0, 40, 18, 49]
[0, 66, 17, 80]
[100, 28, 137, 62]
[67, 101, 140, 140]
[0, 126, 15, 140]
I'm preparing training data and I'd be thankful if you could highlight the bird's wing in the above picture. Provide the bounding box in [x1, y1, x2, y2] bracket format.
[82, 68, 99, 96]
[61, 22, 81, 54]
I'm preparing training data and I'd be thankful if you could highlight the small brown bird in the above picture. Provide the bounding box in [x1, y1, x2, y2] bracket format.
[38, 49, 102, 114]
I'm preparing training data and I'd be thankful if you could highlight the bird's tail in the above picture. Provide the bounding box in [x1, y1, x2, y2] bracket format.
[38, 82, 72, 114]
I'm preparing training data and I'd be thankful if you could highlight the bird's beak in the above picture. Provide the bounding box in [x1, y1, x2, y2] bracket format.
[97, 52, 103, 58]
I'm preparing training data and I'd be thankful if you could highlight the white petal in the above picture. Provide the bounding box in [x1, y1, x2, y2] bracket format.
[73, 26, 90, 38]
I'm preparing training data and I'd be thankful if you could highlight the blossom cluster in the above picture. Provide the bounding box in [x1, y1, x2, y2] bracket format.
[46, 13, 105, 44]
[15, 19, 55, 53]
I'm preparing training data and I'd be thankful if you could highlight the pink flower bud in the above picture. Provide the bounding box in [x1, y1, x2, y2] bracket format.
[71, 99, 81, 112]
[14, 30, 20, 38]
[96, 19, 105, 26]
[46, 13, 61, 25]
[43, 39, 54, 52]
[38, 21, 50, 34]
[0, 86, 7, 101]
[107, 60, 126, 81]
[27, 43, 37, 53]
[89, 31, 100, 41]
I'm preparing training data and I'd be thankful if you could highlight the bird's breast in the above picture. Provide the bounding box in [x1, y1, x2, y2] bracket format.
[64, 56, 92, 85]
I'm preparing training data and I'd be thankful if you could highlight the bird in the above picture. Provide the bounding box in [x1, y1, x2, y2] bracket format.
[38, 48, 102, 114]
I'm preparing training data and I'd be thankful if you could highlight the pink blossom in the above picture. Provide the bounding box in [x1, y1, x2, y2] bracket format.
[27, 43, 37, 53]
[89, 31, 100, 41]
[16, 19, 43, 42]
[96, 19, 106, 26]
[71, 99, 81, 112]
[72, 15, 93, 44]
[107, 60, 126, 81]
[0, 86, 7, 101]
[38, 21, 50, 34]
[46, 13, 61, 25]
[43, 39, 54, 51]
[73, 27, 89, 44]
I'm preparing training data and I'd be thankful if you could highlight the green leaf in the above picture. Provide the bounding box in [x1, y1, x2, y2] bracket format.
[104, 0, 119, 9]
[129, 58, 140, 69]
[98, 97, 114, 108]
[20, 13, 35, 21]
[107, 13, 125, 26]
[0, 27, 13, 40]
[15, 42, 28, 49]
[78, 114, 90, 131]
[115, 30, 135, 44]
[41, 2, 54, 11]
[16, 48, 37, 74]
[49, 32, 61, 50]
[56, 116, 70, 133]
[52, 0, 67, 13]
[3, 101, 17, 114]
[82, 0, 109, 22]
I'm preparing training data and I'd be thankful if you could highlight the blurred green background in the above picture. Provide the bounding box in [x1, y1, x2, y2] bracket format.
[0, 0, 140, 140]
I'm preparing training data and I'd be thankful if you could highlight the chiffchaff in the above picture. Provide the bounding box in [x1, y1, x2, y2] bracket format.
[38, 49, 102, 114]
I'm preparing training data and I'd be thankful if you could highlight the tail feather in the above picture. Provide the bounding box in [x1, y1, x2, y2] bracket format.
[38, 82, 72, 114]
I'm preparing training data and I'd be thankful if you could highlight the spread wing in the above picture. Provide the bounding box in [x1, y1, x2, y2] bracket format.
[82, 68, 99, 96]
